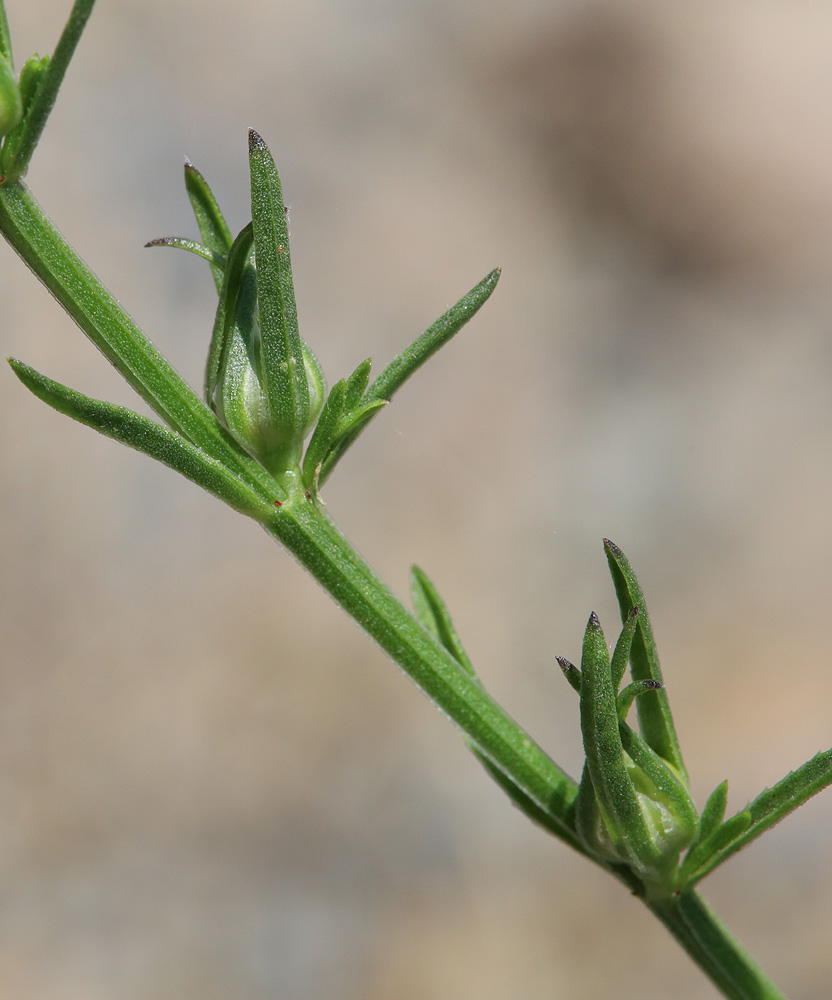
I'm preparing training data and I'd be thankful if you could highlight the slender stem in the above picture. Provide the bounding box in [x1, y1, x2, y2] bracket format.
[0, 180, 277, 498]
[649, 891, 788, 1000]
[0, 139, 792, 1000]
[264, 491, 586, 852]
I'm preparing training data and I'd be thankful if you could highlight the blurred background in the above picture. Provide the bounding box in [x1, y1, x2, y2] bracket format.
[2, 0, 832, 997]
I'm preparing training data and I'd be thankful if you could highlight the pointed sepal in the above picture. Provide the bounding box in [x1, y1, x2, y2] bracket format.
[184, 160, 233, 293]
[248, 128, 312, 464]
[0, 51, 21, 138]
[603, 539, 687, 779]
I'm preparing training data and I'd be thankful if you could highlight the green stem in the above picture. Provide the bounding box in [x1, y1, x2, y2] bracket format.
[264, 491, 586, 852]
[649, 891, 788, 1000]
[0, 149, 790, 1000]
[0, 180, 277, 498]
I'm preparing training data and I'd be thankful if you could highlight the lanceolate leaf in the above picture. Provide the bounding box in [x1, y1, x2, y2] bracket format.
[317, 270, 500, 484]
[579, 611, 652, 870]
[556, 656, 582, 695]
[0, 1, 12, 64]
[696, 781, 729, 846]
[0, 183, 277, 498]
[366, 268, 500, 404]
[616, 679, 662, 720]
[0, 0, 96, 182]
[681, 747, 832, 886]
[9, 359, 277, 518]
[302, 378, 346, 489]
[409, 566, 475, 677]
[681, 811, 753, 886]
[144, 236, 225, 271]
[315, 399, 386, 488]
[204, 223, 254, 403]
[603, 539, 687, 780]
[248, 128, 308, 438]
[343, 357, 372, 411]
[610, 604, 640, 693]
[0, 53, 47, 170]
[184, 161, 233, 293]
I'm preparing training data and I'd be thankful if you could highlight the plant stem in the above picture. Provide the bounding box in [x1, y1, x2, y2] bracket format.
[264, 489, 586, 850]
[0, 179, 277, 496]
[649, 891, 788, 1000]
[0, 165, 789, 1000]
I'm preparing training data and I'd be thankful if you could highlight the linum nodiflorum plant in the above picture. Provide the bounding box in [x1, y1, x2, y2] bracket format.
[1, 3, 831, 998]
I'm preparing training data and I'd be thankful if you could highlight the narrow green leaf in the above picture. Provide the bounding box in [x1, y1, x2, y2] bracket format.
[248, 128, 308, 441]
[144, 235, 226, 270]
[15, 53, 49, 112]
[0, 54, 43, 172]
[184, 161, 233, 294]
[9, 359, 277, 518]
[410, 566, 475, 677]
[0, 53, 47, 171]
[315, 398, 387, 487]
[556, 655, 582, 695]
[0, 1, 12, 65]
[681, 811, 752, 886]
[579, 611, 652, 870]
[0, 183, 276, 500]
[698, 780, 729, 844]
[204, 223, 254, 404]
[610, 603, 640, 692]
[682, 747, 832, 885]
[343, 357, 372, 411]
[0, 0, 96, 182]
[604, 539, 687, 780]
[574, 760, 602, 856]
[616, 678, 662, 720]
[365, 268, 500, 404]
[317, 271, 500, 484]
[302, 378, 346, 489]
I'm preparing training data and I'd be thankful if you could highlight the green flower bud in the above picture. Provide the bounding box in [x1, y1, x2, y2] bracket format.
[205, 221, 326, 479]
[576, 611, 698, 894]
[211, 308, 325, 476]
[0, 53, 22, 140]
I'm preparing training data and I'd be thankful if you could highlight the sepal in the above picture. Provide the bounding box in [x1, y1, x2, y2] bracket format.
[0, 52, 21, 138]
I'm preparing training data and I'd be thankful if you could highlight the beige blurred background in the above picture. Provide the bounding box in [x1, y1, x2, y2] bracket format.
[2, 0, 832, 997]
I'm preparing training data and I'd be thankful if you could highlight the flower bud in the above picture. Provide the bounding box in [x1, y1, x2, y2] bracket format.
[211, 298, 325, 476]
[0, 53, 22, 140]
